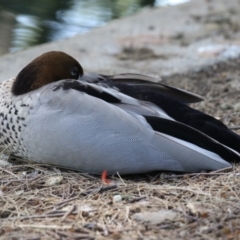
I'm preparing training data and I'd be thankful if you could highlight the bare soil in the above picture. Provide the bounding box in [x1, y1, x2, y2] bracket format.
[1, 57, 240, 239]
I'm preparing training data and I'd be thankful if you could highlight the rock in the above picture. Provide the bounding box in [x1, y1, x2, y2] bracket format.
[133, 209, 178, 224]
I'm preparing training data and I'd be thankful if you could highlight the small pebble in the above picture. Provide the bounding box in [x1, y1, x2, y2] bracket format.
[113, 195, 122, 202]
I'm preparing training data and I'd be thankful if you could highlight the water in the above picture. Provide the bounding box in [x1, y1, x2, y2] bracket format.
[0, 0, 189, 56]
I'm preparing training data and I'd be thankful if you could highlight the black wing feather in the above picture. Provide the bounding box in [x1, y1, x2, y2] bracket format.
[144, 116, 240, 163]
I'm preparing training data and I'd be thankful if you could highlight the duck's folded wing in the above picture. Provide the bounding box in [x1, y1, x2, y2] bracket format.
[144, 116, 240, 163]
[147, 93, 240, 154]
[80, 73, 240, 155]
[59, 80, 240, 167]
[80, 72, 204, 104]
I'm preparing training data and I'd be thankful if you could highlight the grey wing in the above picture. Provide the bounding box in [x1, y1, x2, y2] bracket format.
[21, 80, 232, 174]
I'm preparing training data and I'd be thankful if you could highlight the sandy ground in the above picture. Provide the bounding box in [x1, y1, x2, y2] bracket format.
[1, 0, 240, 239]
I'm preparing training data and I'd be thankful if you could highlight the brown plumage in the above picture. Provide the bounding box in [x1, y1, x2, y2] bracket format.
[12, 51, 83, 95]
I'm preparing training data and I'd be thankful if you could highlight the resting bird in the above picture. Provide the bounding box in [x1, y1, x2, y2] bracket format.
[0, 51, 239, 175]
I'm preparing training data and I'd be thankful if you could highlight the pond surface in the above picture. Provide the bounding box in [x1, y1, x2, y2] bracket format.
[0, 0, 189, 55]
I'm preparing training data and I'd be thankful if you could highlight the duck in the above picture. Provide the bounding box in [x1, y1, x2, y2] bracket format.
[0, 51, 239, 175]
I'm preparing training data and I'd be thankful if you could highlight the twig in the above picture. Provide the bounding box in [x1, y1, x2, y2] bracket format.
[17, 223, 74, 230]
[0, 145, 12, 154]
[3, 175, 42, 194]
[128, 196, 146, 203]
[53, 185, 117, 209]
[212, 166, 232, 173]
[55, 196, 79, 207]
[99, 184, 118, 193]
[116, 172, 126, 186]
[229, 126, 240, 130]
[163, 166, 233, 179]
[163, 172, 228, 179]
[51, 184, 118, 209]
[149, 173, 161, 183]
[61, 205, 76, 221]
[8, 212, 76, 220]
[81, 184, 118, 196]
[0, 166, 21, 180]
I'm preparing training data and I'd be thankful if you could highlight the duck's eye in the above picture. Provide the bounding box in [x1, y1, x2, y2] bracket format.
[70, 67, 79, 78]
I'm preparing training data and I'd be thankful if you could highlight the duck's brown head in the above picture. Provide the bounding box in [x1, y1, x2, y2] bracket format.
[12, 51, 83, 95]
